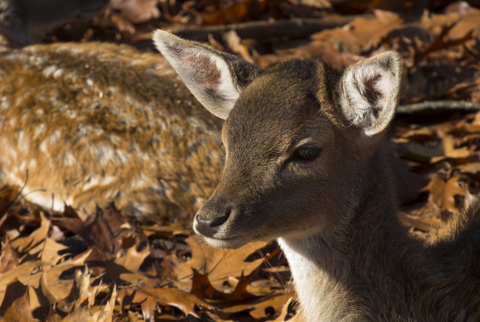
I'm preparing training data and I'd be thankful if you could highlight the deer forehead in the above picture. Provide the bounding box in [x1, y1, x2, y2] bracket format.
[221, 61, 340, 155]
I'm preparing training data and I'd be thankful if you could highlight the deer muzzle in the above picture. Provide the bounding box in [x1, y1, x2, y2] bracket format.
[193, 198, 234, 238]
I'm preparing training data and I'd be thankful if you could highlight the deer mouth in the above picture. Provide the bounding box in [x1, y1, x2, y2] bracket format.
[202, 235, 250, 249]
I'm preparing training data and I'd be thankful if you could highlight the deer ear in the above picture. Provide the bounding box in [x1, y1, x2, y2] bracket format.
[338, 52, 401, 136]
[153, 30, 263, 119]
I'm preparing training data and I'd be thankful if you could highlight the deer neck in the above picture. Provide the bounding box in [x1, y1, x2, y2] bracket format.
[278, 149, 410, 321]
[278, 233, 355, 321]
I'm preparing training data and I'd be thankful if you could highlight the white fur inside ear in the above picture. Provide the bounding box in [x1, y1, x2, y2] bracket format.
[153, 30, 239, 119]
[339, 53, 400, 136]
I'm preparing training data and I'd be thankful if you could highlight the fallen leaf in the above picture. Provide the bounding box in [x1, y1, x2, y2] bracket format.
[424, 176, 467, 213]
[173, 237, 266, 291]
[223, 30, 254, 63]
[191, 269, 261, 301]
[396, 136, 471, 164]
[456, 162, 480, 181]
[222, 291, 294, 320]
[94, 284, 116, 322]
[0, 279, 35, 322]
[55, 208, 121, 255]
[0, 239, 20, 273]
[271, 296, 296, 322]
[201, 0, 250, 26]
[10, 212, 50, 253]
[41, 237, 68, 265]
[117, 287, 215, 319]
[0, 261, 40, 305]
[311, 10, 403, 51]
[114, 242, 150, 272]
[109, 0, 160, 23]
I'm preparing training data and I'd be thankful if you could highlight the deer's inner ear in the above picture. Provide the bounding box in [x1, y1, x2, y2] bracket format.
[338, 52, 401, 137]
[153, 30, 264, 120]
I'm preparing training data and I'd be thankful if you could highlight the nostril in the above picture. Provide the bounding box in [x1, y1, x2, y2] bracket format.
[210, 210, 230, 227]
[196, 208, 231, 228]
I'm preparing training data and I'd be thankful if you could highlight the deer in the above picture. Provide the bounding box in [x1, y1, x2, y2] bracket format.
[0, 39, 226, 223]
[153, 30, 480, 321]
[0, 1, 412, 224]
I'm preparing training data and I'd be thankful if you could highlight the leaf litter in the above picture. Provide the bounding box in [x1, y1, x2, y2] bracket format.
[2, 0, 480, 321]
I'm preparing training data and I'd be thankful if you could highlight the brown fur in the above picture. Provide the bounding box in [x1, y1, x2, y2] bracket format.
[0, 42, 223, 222]
[153, 31, 480, 321]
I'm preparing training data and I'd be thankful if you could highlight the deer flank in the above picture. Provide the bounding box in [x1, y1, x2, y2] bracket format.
[0, 41, 223, 222]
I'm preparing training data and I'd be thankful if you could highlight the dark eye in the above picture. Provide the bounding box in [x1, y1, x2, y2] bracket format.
[292, 147, 322, 162]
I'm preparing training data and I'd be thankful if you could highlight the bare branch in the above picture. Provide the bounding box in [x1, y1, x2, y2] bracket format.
[397, 101, 480, 114]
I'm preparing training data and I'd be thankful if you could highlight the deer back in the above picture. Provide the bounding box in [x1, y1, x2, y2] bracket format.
[0, 42, 223, 222]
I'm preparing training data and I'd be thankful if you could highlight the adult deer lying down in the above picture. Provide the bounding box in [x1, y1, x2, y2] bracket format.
[0, 41, 223, 222]
[153, 31, 480, 321]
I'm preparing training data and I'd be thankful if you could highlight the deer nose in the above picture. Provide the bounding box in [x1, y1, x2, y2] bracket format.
[195, 208, 231, 236]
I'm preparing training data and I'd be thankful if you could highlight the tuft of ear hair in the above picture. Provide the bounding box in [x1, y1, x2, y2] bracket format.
[338, 52, 402, 136]
[153, 30, 263, 119]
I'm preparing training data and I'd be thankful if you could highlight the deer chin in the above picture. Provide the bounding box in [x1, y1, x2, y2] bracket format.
[202, 235, 252, 249]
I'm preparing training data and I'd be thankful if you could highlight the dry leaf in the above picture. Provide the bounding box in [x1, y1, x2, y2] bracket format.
[396, 136, 471, 164]
[271, 296, 295, 322]
[0, 239, 20, 273]
[109, 0, 160, 23]
[425, 176, 467, 213]
[41, 237, 68, 265]
[311, 10, 403, 51]
[0, 279, 35, 322]
[10, 212, 50, 253]
[201, 0, 250, 26]
[93, 284, 116, 322]
[114, 243, 150, 272]
[117, 287, 214, 319]
[172, 237, 266, 291]
[0, 261, 40, 305]
[1, 3, 480, 321]
[223, 30, 254, 63]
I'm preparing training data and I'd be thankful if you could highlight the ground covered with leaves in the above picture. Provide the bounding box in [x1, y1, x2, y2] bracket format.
[1, 0, 480, 321]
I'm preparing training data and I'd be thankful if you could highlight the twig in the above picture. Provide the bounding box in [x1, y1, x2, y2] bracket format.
[418, 19, 474, 60]
[169, 15, 373, 42]
[397, 101, 480, 115]
[0, 170, 30, 219]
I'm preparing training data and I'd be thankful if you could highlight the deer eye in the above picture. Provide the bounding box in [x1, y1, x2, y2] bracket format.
[292, 147, 322, 162]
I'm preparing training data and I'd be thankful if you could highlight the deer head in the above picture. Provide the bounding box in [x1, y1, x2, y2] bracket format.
[153, 30, 401, 249]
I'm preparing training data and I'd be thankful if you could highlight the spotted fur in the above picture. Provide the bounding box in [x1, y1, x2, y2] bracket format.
[0, 42, 223, 222]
